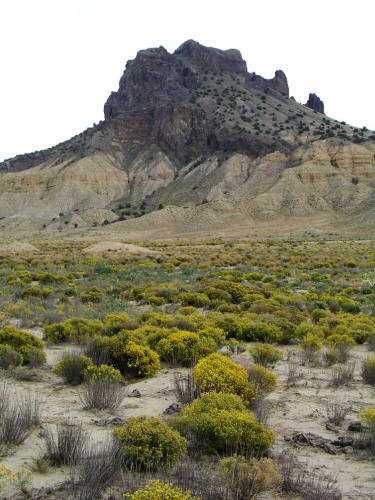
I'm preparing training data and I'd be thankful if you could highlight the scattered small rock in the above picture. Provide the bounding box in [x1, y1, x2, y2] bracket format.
[326, 423, 336, 431]
[92, 416, 126, 426]
[128, 388, 141, 398]
[163, 402, 184, 415]
[324, 443, 339, 455]
[348, 421, 362, 432]
[287, 431, 356, 455]
[342, 446, 354, 454]
[332, 436, 353, 447]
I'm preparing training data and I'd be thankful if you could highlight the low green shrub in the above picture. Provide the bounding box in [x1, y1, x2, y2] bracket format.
[53, 353, 93, 385]
[300, 333, 323, 362]
[219, 455, 281, 498]
[104, 314, 139, 336]
[0, 345, 23, 369]
[240, 322, 282, 343]
[177, 292, 210, 308]
[249, 343, 283, 367]
[0, 326, 45, 365]
[247, 364, 278, 396]
[92, 333, 159, 376]
[113, 416, 186, 470]
[44, 318, 103, 344]
[361, 357, 375, 386]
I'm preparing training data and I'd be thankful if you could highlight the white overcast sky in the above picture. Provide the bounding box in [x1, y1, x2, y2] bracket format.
[0, 0, 374, 161]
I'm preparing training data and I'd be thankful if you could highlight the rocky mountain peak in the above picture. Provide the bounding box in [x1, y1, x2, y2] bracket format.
[268, 70, 289, 97]
[305, 93, 325, 114]
[0, 40, 374, 238]
[174, 39, 247, 74]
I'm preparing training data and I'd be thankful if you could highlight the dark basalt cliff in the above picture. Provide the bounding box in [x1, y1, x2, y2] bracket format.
[305, 93, 325, 114]
[103, 40, 291, 164]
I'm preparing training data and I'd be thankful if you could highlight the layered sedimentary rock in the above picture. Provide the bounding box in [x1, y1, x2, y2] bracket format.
[0, 40, 374, 237]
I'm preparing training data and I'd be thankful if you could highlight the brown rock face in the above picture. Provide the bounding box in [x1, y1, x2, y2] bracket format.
[103, 40, 291, 164]
[305, 93, 325, 114]
[267, 70, 289, 97]
[2, 39, 374, 239]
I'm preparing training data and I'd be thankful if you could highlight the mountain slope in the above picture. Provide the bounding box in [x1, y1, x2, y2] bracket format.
[0, 40, 374, 238]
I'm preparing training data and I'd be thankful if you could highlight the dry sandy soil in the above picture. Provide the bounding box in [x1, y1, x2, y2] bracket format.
[81, 241, 157, 255]
[1, 330, 375, 499]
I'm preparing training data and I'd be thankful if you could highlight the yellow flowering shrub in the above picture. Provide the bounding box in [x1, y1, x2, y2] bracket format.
[0, 465, 32, 492]
[299, 333, 323, 352]
[83, 363, 122, 382]
[177, 292, 210, 308]
[324, 334, 356, 348]
[156, 331, 216, 366]
[123, 480, 199, 499]
[0, 464, 12, 491]
[113, 416, 186, 470]
[104, 313, 137, 336]
[44, 318, 103, 344]
[192, 353, 257, 404]
[197, 326, 226, 347]
[247, 364, 278, 396]
[122, 341, 160, 377]
[239, 322, 282, 343]
[0, 325, 45, 365]
[148, 295, 166, 306]
[360, 407, 375, 437]
[295, 323, 323, 340]
[175, 392, 274, 455]
[248, 343, 283, 367]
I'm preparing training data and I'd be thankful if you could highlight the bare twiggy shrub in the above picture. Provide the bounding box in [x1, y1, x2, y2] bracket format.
[301, 346, 321, 365]
[336, 344, 352, 363]
[164, 458, 229, 500]
[79, 379, 126, 410]
[174, 372, 202, 405]
[326, 402, 351, 425]
[277, 450, 341, 499]
[44, 423, 87, 466]
[0, 345, 22, 369]
[329, 362, 355, 387]
[71, 438, 123, 500]
[0, 382, 10, 415]
[10, 366, 42, 381]
[220, 455, 281, 500]
[249, 397, 270, 426]
[0, 394, 40, 445]
[276, 449, 299, 492]
[354, 429, 375, 454]
[55, 351, 86, 386]
[286, 362, 302, 387]
[81, 340, 109, 367]
[368, 335, 375, 351]
[361, 357, 375, 386]
[300, 473, 342, 500]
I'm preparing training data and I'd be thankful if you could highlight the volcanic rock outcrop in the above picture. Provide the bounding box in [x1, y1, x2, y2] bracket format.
[0, 40, 374, 238]
[305, 93, 325, 114]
